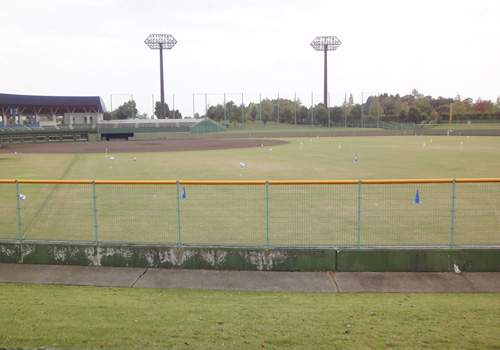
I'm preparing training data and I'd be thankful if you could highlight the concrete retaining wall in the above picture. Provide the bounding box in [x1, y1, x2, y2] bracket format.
[337, 249, 500, 272]
[0, 243, 498, 272]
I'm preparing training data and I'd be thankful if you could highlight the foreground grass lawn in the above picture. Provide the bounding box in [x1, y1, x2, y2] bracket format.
[0, 283, 499, 349]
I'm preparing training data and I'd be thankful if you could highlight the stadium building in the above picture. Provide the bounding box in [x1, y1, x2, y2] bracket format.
[0, 93, 225, 145]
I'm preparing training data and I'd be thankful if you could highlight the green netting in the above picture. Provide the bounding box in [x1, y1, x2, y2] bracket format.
[0, 184, 19, 240]
[0, 181, 499, 247]
[179, 185, 266, 245]
[16, 183, 95, 242]
[453, 182, 500, 245]
[95, 184, 178, 244]
[269, 184, 358, 246]
[360, 183, 451, 246]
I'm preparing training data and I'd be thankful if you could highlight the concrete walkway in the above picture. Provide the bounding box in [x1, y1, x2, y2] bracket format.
[0, 264, 499, 293]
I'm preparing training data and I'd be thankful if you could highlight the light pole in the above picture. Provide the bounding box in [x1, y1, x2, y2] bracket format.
[310, 36, 341, 107]
[344, 92, 347, 128]
[145, 34, 177, 119]
[294, 92, 297, 129]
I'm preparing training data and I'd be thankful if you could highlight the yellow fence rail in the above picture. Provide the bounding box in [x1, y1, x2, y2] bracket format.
[1, 178, 499, 247]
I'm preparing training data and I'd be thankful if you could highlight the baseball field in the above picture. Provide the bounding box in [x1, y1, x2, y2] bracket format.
[0, 135, 499, 349]
[1, 135, 499, 180]
[1, 135, 499, 246]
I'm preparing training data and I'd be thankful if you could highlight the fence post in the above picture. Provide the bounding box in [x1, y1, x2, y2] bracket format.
[266, 180, 270, 247]
[357, 179, 362, 247]
[450, 179, 456, 247]
[15, 180, 23, 241]
[92, 180, 99, 243]
[176, 180, 182, 245]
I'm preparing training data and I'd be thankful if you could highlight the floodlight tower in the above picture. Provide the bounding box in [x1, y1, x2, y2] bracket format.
[145, 34, 177, 119]
[310, 36, 341, 107]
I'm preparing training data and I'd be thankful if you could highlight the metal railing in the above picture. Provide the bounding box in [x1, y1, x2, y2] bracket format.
[1, 179, 499, 247]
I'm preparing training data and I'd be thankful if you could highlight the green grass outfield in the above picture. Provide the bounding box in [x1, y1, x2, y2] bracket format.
[431, 123, 500, 130]
[1, 136, 499, 245]
[0, 283, 499, 350]
[2, 135, 500, 180]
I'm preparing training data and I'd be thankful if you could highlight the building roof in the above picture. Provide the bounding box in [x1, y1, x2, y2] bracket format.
[0, 93, 107, 115]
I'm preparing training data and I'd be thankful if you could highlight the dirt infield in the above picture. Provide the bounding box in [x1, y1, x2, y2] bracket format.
[0, 139, 289, 154]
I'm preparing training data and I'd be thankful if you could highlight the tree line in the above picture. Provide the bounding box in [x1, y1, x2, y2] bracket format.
[104, 90, 500, 125]
[206, 89, 500, 126]
[104, 101, 183, 120]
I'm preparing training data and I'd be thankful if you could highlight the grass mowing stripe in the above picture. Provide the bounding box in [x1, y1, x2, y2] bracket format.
[60, 153, 82, 180]
[21, 154, 81, 239]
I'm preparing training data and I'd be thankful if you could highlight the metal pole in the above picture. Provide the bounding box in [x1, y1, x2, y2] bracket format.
[344, 92, 347, 128]
[328, 92, 330, 128]
[266, 180, 270, 247]
[377, 93, 380, 129]
[131, 94, 134, 119]
[159, 43, 165, 119]
[294, 92, 297, 129]
[449, 103, 453, 126]
[311, 92, 314, 128]
[93, 181, 98, 243]
[176, 181, 182, 245]
[324, 45, 328, 107]
[277, 92, 280, 126]
[259, 93, 262, 129]
[450, 179, 456, 247]
[15, 180, 22, 241]
[357, 179, 362, 247]
[361, 92, 364, 128]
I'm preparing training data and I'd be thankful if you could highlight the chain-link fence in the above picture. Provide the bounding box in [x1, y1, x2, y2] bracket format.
[1, 179, 499, 247]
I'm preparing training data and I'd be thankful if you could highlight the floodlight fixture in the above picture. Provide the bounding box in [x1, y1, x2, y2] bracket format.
[144, 34, 177, 50]
[145, 34, 177, 119]
[310, 36, 341, 107]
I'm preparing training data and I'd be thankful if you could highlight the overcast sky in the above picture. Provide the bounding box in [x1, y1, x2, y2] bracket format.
[1, 0, 499, 117]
